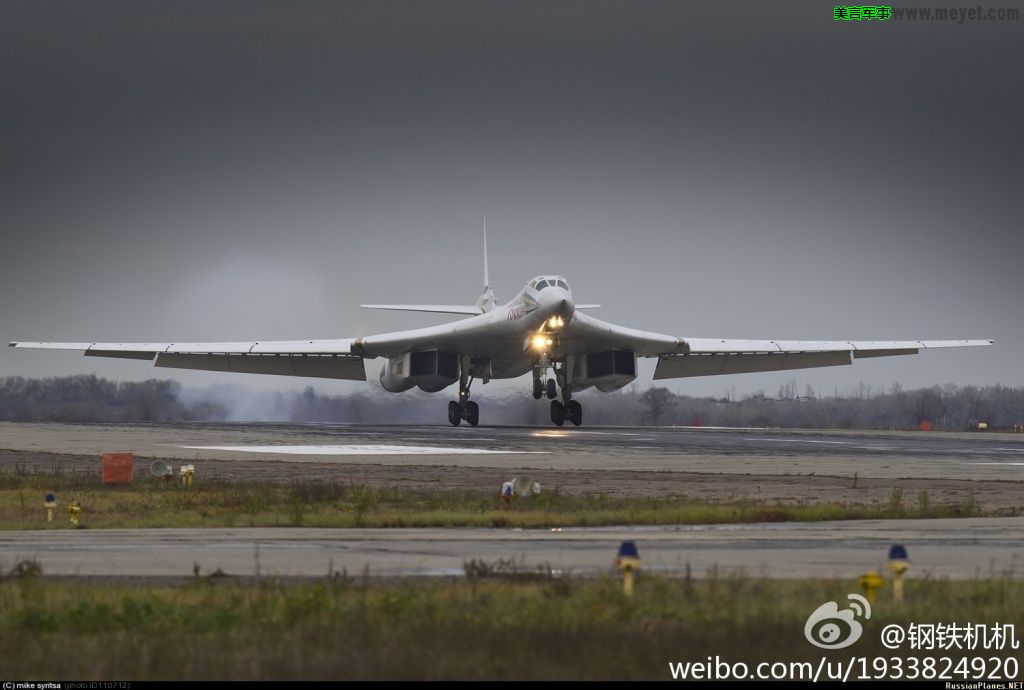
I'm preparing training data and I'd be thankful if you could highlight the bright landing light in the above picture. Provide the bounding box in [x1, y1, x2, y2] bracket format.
[531, 334, 554, 350]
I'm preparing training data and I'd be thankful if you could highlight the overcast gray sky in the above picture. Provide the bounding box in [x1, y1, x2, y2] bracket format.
[1, 1, 1020, 401]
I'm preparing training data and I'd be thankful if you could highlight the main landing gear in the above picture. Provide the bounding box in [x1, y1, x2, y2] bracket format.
[550, 398, 582, 427]
[448, 399, 478, 427]
[534, 359, 582, 427]
[449, 355, 480, 426]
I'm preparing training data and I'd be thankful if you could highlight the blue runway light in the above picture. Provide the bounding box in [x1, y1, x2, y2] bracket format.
[45, 493, 55, 503]
[618, 541, 639, 559]
[889, 544, 909, 561]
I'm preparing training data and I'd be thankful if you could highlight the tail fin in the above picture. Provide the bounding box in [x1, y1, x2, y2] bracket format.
[483, 215, 489, 291]
[476, 216, 496, 312]
[361, 219, 496, 317]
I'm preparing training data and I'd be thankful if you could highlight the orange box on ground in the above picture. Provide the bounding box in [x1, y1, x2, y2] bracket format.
[101, 452, 134, 484]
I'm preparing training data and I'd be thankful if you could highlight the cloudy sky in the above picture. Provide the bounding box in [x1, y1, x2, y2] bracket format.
[1, 1, 1020, 401]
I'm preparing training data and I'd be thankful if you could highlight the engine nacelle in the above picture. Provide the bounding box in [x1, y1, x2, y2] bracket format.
[380, 349, 460, 393]
[574, 349, 637, 392]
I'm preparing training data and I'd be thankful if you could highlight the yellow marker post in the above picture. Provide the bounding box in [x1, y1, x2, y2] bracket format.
[616, 541, 641, 597]
[887, 545, 910, 605]
[858, 570, 885, 604]
[186, 464, 195, 487]
[44, 493, 56, 523]
[68, 501, 81, 527]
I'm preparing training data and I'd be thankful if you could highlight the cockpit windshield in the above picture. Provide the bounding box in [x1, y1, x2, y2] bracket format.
[531, 277, 571, 292]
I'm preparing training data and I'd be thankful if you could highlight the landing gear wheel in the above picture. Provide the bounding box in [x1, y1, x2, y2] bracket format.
[465, 400, 479, 427]
[448, 400, 461, 426]
[566, 400, 582, 427]
[550, 400, 565, 426]
[546, 379, 557, 399]
[533, 378, 543, 400]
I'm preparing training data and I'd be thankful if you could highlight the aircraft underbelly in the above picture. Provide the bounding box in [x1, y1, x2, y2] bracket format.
[489, 357, 533, 379]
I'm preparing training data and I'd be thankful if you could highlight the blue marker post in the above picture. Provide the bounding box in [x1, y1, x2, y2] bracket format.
[616, 541, 641, 597]
[44, 493, 56, 523]
[887, 545, 910, 604]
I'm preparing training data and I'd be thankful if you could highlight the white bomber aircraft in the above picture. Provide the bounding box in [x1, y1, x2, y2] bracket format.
[10, 232, 992, 427]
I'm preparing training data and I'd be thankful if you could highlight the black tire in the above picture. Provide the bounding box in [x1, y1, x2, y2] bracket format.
[567, 400, 582, 427]
[546, 379, 557, 399]
[533, 378, 543, 399]
[448, 400, 461, 426]
[466, 401, 480, 427]
[550, 400, 565, 426]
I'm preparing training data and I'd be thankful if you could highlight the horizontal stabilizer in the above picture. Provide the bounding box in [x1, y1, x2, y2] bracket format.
[360, 304, 483, 315]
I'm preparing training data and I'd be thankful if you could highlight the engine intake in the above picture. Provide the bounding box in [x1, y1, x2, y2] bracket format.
[574, 349, 637, 392]
[380, 349, 460, 393]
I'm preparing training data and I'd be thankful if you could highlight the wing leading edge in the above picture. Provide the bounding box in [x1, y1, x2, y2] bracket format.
[656, 338, 993, 379]
[560, 313, 991, 379]
[7, 340, 366, 381]
[9, 327, 993, 383]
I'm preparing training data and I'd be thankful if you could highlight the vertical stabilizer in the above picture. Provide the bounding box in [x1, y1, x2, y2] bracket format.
[476, 216, 496, 312]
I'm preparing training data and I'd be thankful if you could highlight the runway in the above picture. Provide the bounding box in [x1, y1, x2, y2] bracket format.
[3, 423, 1022, 580]
[3, 421, 1024, 481]
[3, 518, 1021, 579]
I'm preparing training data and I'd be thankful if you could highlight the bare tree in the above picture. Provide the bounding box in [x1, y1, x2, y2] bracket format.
[640, 387, 674, 425]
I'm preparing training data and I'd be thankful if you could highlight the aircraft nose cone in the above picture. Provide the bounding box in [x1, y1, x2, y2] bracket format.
[559, 297, 574, 318]
[540, 288, 574, 319]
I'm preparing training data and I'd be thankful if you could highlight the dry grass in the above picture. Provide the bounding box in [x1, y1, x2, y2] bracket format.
[0, 470, 984, 530]
[0, 568, 1020, 680]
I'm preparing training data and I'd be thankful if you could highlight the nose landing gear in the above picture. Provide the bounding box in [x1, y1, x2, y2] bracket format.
[535, 357, 582, 427]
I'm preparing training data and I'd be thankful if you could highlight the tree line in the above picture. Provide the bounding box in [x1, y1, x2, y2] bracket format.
[634, 381, 1024, 431]
[0, 375, 226, 422]
[1, 375, 1022, 431]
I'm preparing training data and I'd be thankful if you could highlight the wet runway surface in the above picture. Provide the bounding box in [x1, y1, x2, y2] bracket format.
[160, 421, 1024, 458]
[4, 518, 1021, 579]
[3, 421, 1024, 480]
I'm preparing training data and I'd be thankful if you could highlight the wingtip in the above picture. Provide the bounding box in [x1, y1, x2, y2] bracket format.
[7, 342, 16, 348]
